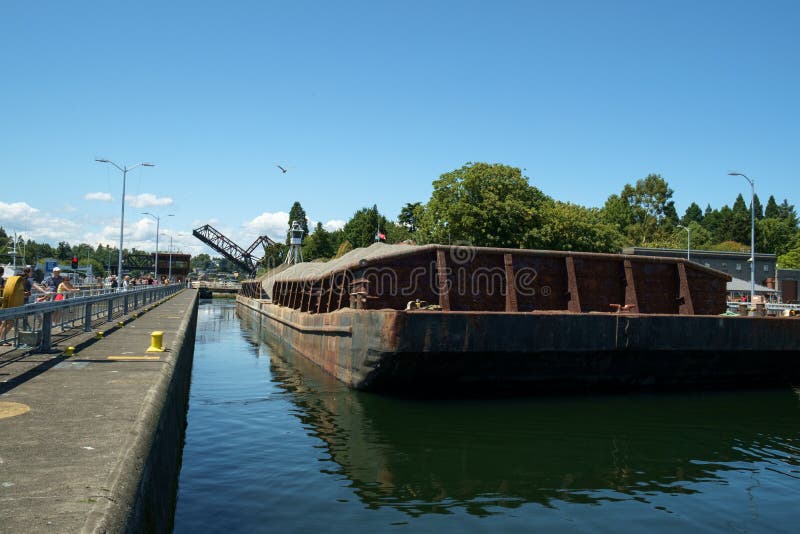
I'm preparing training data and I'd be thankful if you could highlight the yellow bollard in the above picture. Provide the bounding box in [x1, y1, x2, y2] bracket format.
[64, 346, 75, 357]
[146, 331, 165, 352]
[96, 331, 104, 339]
[118, 321, 124, 327]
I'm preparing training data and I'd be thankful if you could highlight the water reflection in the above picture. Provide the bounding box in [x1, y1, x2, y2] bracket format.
[249, 320, 800, 518]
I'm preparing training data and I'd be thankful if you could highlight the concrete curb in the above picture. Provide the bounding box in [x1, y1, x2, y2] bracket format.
[81, 289, 199, 533]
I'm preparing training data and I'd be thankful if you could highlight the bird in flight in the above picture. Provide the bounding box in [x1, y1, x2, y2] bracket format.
[276, 164, 288, 173]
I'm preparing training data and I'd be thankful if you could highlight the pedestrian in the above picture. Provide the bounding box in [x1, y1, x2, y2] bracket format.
[110, 275, 118, 290]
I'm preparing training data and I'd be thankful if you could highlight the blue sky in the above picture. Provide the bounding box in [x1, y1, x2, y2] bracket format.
[1, 0, 798, 257]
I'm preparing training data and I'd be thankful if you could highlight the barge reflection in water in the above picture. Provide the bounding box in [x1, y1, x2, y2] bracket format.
[174, 300, 800, 532]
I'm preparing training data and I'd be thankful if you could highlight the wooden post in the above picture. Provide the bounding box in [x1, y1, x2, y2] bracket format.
[436, 249, 451, 311]
[565, 256, 581, 313]
[325, 273, 335, 313]
[337, 271, 347, 311]
[504, 253, 518, 312]
[677, 262, 695, 315]
[623, 259, 639, 310]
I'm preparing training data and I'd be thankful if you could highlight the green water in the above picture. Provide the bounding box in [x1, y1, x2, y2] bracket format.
[173, 300, 800, 532]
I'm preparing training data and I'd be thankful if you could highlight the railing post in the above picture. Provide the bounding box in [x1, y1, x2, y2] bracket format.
[123, 294, 129, 315]
[84, 302, 93, 332]
[107, 297, 114, 323]
[41, 311, 52, 351]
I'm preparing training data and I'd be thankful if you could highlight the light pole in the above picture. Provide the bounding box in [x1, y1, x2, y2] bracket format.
[729, 172, 755, 303]
[161, 232, 173, 282]
[95, 159, 155, 278]
[142, 212, 173, 282]
[677, 224, 691, 261]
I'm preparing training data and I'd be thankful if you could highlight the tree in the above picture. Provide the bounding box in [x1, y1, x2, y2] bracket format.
[303, 222, 336, 260]
[190, 253, 213, 272]
[777, 199, 798, 228]
[756, 218, 796, 256]
[765, 195, 780, 219]
[56, 241, 72, 261]
[753, 194, 764, 220]
[526, 201, 623, 253]
[334, 240, 353, 258]
[613, 174, 676, 246]
[730, 194, 751, 244]
[287, 201, 309, 244]
[343, 205, 387, 249]
[398, 202, 422, 233]
[778, 248, 800, 269]
[416, 162, 548, 247]
[260, 243, 287, 271]
[681, 202, 704, 225]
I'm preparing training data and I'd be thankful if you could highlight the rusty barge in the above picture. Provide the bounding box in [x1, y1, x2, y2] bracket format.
[236, 243, 800, 393]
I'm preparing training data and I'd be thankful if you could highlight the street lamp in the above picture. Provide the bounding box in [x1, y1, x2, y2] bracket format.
[161, 232, 174, 282]
[142, 212, 173, 282]
[677, 224, 691, 261]
[728, 172, 755, 304]
[95, 159, 155, 278]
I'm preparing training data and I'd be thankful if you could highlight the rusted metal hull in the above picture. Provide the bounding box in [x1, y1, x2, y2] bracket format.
[237, 296, 800, 394]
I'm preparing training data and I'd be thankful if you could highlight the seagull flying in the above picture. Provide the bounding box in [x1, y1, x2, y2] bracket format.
[276, 165, 287, 174]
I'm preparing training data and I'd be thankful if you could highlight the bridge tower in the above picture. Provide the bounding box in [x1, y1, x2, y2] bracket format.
[284, 220, 304, 265]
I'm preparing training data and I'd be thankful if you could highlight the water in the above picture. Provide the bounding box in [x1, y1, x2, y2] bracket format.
[173, 299, 800, 532]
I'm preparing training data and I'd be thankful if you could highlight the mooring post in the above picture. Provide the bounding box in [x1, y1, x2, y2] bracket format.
[504, 253, 518, 312]
[436, 249, 451, 311]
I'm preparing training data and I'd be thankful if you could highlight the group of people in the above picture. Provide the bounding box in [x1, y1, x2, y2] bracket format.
[1, 266, 79, 346]
[106, 273, 169, 290]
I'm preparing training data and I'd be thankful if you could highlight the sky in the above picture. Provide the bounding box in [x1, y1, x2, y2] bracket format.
[1, 0, 798, 259]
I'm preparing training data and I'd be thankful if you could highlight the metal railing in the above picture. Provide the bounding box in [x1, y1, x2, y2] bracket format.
[0, 284, 184, 351]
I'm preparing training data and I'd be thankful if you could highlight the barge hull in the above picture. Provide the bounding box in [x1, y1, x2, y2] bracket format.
[237, 296, 800, 394]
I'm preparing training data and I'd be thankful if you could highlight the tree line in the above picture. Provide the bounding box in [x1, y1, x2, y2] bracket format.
[277, 162, 800, 270]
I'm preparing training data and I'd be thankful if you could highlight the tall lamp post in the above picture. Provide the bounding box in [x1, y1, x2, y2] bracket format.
[161, 232, 173, 282]
[95, 159, 155, 278]
[142, 212, 173, 281]
[677, 224, 691, 261]
[728, 172, 755, 303]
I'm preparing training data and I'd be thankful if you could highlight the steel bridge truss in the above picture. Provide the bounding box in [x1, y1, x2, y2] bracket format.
[192, 224, 276, 277]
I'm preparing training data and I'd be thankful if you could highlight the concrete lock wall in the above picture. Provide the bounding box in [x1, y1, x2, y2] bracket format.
[82, 290, 199, 534]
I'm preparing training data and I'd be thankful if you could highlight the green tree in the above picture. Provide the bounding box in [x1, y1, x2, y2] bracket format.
[765, 195, 780, 218]
[613, 174, 676, 246]
[260, 243, 287, 271]
[777, 248, 800, 269]
[416, 162, 548, 247]
[303, 222, 336, 260]
[756, 218, 796, 256]
[753, 194, 764, 220]
[334, 240, 353, 258]
[343, 205, 387, 249]
[730, 194, 751, 244]
[777, 199, 798, 228]
[190, 253, 213, 272]
[681, 202, 704, 225]
[526, 201, 623, 253]
[398, 202, 422, 233]
[56, 241, 72, 261]
[287, 201, 309, 244]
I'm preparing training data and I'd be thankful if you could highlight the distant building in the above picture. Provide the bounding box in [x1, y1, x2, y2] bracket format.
[778, 269, 800, 303]
[622, 247, 781, 301]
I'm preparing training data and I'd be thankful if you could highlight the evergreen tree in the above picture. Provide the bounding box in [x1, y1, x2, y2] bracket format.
[765, 195, 780, 218]
[730, 194, 751, 244]
[753, 194, 764, 220]
[682, 202, 704, 225]
[287, 201, 309, 244]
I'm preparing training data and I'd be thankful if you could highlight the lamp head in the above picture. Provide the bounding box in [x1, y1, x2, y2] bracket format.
[141, 163, 155, 167]
[95, 158, 110, 163]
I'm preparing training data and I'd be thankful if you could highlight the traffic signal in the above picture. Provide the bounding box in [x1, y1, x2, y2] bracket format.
[72, 256, 78, 270]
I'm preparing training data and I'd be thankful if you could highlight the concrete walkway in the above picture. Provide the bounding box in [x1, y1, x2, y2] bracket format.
[0, 288, 198, 533]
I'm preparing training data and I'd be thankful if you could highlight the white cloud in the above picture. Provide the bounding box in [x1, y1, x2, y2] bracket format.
[242, 211, 289, 242]
[85, 192, 113, 202]
[0, 201, 40, 225]
[126, 193, 173, 208]
[323, 219, 346, 232]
